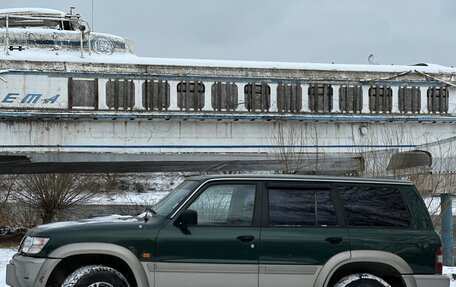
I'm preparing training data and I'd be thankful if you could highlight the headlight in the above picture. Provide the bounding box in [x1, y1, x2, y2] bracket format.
[19, 236, 50, 254]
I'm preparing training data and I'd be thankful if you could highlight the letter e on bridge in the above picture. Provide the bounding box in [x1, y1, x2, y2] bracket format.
[1, 93, 19, 103]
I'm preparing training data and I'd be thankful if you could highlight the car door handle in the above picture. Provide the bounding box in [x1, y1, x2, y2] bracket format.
[236, 235, 255, 243]
[325, 237, 343, 245]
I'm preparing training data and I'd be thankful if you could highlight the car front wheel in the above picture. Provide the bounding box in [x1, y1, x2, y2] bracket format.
[62, 265, 130, 287]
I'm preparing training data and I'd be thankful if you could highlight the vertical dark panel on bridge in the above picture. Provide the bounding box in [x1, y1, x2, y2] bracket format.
[244, 83, 270, 112]
[68, 77, 73, 109]
[309, 84, 333, 112]
[143, 80, 170, 111]
[177, 81, 205, 111]
[68, 78, 98, 109]
[106, 80, 135, 110]
[339, 85, 362, 113]
[427, 87, 448, 114]
[94, 79, 99, 111]
[277, 83, 302, 113]
[398, 86, 420, 113]
[212, 82, 238, 111]
[369, 86, 392, 113]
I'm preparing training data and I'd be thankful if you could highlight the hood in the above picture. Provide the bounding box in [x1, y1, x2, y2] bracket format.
[32, 214, 142, 233]
[26, 213, 162, 240]
[25, 214, 166, 257]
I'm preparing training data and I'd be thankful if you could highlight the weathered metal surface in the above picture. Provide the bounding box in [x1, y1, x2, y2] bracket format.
[0, 70, 454, 117]
[0, 74, 67, 109]
[0, 152, 363, 174]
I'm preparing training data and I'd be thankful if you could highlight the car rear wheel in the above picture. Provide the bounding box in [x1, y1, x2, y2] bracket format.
[334, 273, 391, 287]
[62, 265, 130, 287]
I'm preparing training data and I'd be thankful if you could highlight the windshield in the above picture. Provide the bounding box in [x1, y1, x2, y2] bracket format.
[153, 180, 200, 217]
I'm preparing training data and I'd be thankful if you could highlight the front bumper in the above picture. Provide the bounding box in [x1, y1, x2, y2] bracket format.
[6, 253, 59, 287]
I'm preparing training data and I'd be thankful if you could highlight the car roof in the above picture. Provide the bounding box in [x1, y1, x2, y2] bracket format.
[186, 174, 413, 185]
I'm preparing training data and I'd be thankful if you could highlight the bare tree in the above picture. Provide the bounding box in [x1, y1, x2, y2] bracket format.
[101, 173, 120, 193]
[15, 174, 98, 224]
[0, 175, 20, 227]
[353, 125, 456, 226]
[271, 121, 326, 174]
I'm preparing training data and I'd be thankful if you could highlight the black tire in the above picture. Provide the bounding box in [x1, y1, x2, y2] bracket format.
[334, 273, 391, 287]
[62, 265, 130, 287]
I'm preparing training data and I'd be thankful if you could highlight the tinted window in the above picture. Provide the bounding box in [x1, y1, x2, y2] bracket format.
[338, 185, 411, 227]
[187, 184, 256, 226]
[268, 188, 337, 226]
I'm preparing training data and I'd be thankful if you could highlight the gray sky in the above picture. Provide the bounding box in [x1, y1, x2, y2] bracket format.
[2, 0, 456, 66]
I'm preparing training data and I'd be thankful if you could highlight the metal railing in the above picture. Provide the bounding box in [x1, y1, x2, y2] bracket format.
[0, 12, 92, 58]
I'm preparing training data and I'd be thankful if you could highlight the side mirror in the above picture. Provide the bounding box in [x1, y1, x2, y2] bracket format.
[175, 209, 198, 229]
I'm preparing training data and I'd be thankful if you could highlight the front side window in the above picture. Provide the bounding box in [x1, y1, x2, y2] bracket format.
[338, 185, 411, 227]
[153, 180, 200, 216]
[187, 184, 256, 226]
[268, 188, 337, 227]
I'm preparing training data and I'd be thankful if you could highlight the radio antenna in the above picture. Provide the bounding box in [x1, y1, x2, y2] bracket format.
[91, 0, 94, 31]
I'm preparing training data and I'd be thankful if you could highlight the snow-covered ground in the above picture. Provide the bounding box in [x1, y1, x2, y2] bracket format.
[87, 190, 168, 206]
[1, 248, 15, 287]
[0, 247, 454, 287]
[445, 266, 456, 287]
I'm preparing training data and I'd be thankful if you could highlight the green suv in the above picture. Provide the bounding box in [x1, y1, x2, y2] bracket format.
[6, 175, 449, 287]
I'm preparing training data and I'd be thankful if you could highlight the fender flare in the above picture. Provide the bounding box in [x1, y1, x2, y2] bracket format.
[313, 250, 417, 287]
[47, 243, 149, 287]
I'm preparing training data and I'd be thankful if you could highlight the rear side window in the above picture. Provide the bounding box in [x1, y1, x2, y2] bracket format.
[338, 185, 411, 227]
[268, 188, 337, 227]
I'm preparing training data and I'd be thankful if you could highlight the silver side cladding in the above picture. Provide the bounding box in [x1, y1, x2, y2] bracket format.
[412, 274, 449, 287]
